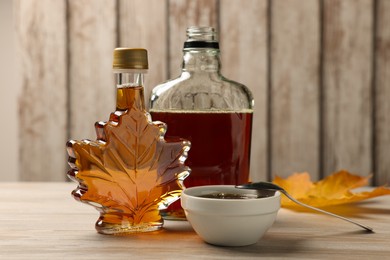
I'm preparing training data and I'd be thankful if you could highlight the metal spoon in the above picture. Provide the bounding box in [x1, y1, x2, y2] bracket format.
[236, 182, 373, 232]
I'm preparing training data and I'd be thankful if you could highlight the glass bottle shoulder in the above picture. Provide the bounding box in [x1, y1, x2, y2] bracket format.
[150, 72, 253, 112]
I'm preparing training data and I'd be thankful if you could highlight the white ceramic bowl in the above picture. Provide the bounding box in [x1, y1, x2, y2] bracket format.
[181, 185, 280, 246]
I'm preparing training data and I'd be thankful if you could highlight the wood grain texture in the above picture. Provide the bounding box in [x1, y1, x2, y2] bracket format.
[270, 0, 320, 179]
[375, 0, 390, 185]
[323, 0, 373, 177]
[0, 0, 19, 181]
[15, 0, 67, 181]
[220, 0, 268, 181]
[168, 0, 218, 78]
[68, 0, 117, 141]
[1, 182, 390, 259]
[12, 0, 390, 184]
[119, 0, 167, 106]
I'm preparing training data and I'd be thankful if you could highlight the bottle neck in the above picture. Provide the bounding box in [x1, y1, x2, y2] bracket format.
[181, 48, 221, 73]
[114, 71, 146, 111]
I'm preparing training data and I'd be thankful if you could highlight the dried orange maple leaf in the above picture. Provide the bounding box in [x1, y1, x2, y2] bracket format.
[67, 105, 190, 231]
[273, 170, 390, 209]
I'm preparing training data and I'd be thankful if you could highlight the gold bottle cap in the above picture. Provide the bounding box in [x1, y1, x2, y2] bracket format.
[113, 48, 148, 70]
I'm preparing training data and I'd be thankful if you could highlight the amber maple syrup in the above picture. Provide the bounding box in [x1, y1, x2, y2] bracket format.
[150, 110, 253, 218]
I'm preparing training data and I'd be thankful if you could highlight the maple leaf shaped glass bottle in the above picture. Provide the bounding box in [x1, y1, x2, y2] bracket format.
[67, 48, 191, 234]
[150, 27, 254, 220]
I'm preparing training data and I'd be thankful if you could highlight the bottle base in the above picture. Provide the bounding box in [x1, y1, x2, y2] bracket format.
[96, 221, 163, 235]
[95, 214, 163, 234]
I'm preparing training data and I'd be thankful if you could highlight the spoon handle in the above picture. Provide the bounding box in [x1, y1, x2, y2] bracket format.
[280, 190, 374, 232]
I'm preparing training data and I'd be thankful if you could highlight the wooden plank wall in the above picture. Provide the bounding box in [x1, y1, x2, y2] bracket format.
[323, 0, 373, 179]
[68, 0, 117, 141]
[375, 0, 390, 186]
[15, 0, 389, 185]
[15, 0, 67, 181]
[271, 0, 320, 180]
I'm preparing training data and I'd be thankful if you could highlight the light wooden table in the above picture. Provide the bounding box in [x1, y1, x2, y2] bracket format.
[1, 183, 389, 259]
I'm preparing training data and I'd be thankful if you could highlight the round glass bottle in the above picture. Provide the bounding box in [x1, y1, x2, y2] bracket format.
[150, 27, 254, 220]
